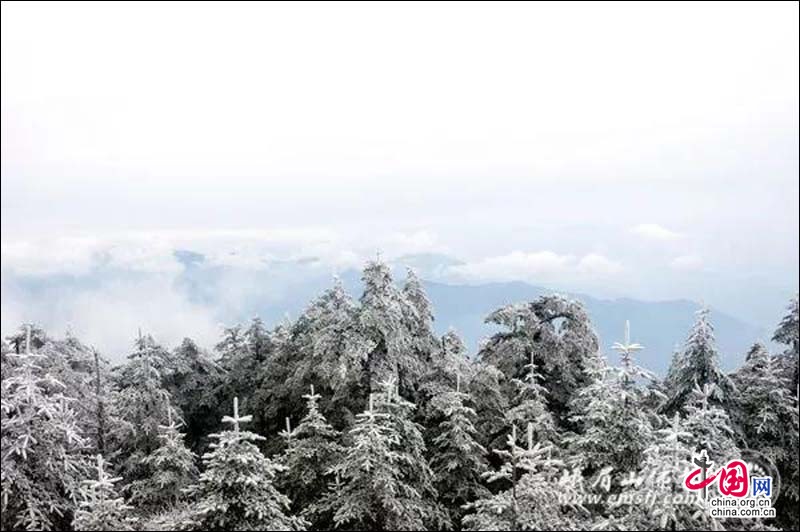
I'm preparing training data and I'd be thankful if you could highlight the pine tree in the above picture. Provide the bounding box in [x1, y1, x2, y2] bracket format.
[163, 337, 224, 453]
[324, 381, 447, 530]
[109, 333, 182, 494]
[128, 409, 198, 511]
[664, 307, 733, 414]
[1, 327, 91, 531]
[773, 295, 799, 395]
[567, 322, 653, 476]
[418, 329, 474, 429]
[463, 424, 586, 531]
[478, 295, 600, 427]
[427, 378, 489, 528]
[4, 323, 47, 354]
[402, 268, 437, 360]
[606, 413, 720, 531]
[732, 343, 799, 530]
[469, 360, 509, 452]
[505, 350, 557, 444]
[683, 382, 739, 464]
[258, 277, 370, 436]
[278, 385, 344, 529]
[190, 397, 308, 531]
[214, 317, 275, 424]
[359, 260, 422, 395]
[72, 454, 136, 531]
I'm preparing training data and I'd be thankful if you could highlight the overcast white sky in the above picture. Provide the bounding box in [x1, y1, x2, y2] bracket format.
[1, 2, 798, 351]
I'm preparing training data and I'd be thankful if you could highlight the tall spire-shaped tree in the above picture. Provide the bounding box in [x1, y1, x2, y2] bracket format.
[664, 307, 733, 413]
[567, 322, 653, 475]
[1, 326, 91, 531]
[773, 295, 799, 394]
[505, 350, 557, 444]
[683, 382, 739, 464]
[359, 260, 422, 395]
[732, 343, 799, 530]
[427, 375, 489, 528]
[128, 408, 198, 510]
[324, 381, 447, 530]
[402, 268, 437, 360]
[190, 397, 308, 531]
[109, 333, 181, 493]
[606, 413, 719, 531]
[278, 385, 344, 530]
[72, 455, 136, 531]
[463, 423, 586, 531]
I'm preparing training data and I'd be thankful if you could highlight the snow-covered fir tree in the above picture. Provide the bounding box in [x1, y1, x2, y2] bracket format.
[278, 385, 344, 529]
[468, 360, 509, 452]
[109, 333, 182, 495]
[162, 337, 224, 453]
[463, 424, 586, 531]
[323, 381, 447, 530]
[1, 328, 91, 531]
[213, 317, 276, 422]
[603, 413, 721, 531]
[427, 376, 489, 528]
[418, 329, 475, 433]
[359, 260, 423, 395]
[664, 307, 734, 413]
[402, 268, 438, 360]
[128, 408, 198, 511]
[683, 382, 740, 464]
[478, 295, 600, 426]
[258, 277, 371, 435]
[72, 454, 136, 531]
[189, 397, 308, 531]
[732, 342, 800, 530]
[567, 322, 653, 477]
[505, 350, 557, 444]
[772, 295, 799, 395]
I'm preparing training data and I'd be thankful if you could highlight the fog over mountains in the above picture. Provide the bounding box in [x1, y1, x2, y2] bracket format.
[3, 243, 789, 374]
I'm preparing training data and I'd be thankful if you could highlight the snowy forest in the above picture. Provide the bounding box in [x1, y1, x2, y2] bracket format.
[1, 260, 798, 531]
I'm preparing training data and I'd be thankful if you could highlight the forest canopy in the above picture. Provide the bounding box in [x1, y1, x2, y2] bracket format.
[1, 261, 798, 531]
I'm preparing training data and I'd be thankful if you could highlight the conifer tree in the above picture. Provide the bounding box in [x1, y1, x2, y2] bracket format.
[258, 277, 370, 435]
[418, 329, 474, 432]
[402, 268, 437, 361]
[128, 409, 198, 511]
[505, 350, 557, 444]
[190, 397, 308, 531]
[427, 377, 489, 528]
[469, 360, 509, 452]
[214, 317, 276, 423]
[163, 337, 224, 453]
[1, 327, 91, 531]
[683, 382, 740, 464]
[664, 307, 733, 414]
[733, 343, 799, 530]
[109, 333, 182, 493]
[359, 260, 422, 395]
[324, 381, 447, 530]
[567, 322, 653, 476]
[606, 413, 720, 531]
[478, 295, 600, 426]
[278, 385, 344, 529]
[773, 295, 799, 394]
[73, 455, 136, 531]
[463, 424, 586, 531]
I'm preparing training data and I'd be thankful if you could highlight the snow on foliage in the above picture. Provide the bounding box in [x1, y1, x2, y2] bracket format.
[1, 268, 798, 531]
